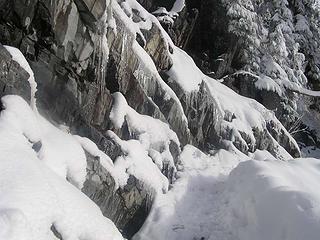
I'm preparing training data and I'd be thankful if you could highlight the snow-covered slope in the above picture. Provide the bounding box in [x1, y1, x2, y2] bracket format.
[1, 0, 320, 239]
[0, 95, 123, 240]
[0, 47, 124, 240]
[167, 46, 300, 159]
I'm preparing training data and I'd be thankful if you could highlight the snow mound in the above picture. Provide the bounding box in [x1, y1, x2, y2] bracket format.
[225, 158, 320, 240]
[135, 145, 320, 240]
[1, 95, 87, 189]
[0, 95, 123, 240]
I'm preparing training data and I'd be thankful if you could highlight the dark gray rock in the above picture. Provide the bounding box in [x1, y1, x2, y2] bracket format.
[83, 152, 154, 239]
[0, 44, 31, 101]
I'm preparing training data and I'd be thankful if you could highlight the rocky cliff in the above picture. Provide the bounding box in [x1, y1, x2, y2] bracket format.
[0, 0, 320, 239]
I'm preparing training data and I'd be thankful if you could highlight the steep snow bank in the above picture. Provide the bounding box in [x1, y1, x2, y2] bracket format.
[1, 94, 87, 190]
[0, 95, 123, 240]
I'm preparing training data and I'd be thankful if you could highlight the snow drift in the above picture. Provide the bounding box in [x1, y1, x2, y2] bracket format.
[135, 146, 320, 240]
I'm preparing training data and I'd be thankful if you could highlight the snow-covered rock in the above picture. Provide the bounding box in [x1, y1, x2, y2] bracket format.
[1, 0, 320, 239]
[0, 94, 123, 240]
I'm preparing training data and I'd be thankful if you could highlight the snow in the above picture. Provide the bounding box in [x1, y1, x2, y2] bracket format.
[2, 46, 88, 189]
[107, 130, 169, 193]
[255, 74, 283, 96]
[0, 95, 123, 240]
[1, 95, 87, 189]
[134, 145, 320, 240]
[167, 47, 203, 92]
[167, 47, 299, 158]
[3, 3, 320, 240]
[109, 92, 128, 129]
[114, 0, 175, 49]
[111, 1, 189, 127]
[170, 0, 186, 13]
[261, 56, 320, 97]
[4, 46, 37, 111]
[37, 115, 87, 189]
[73, 136, 115, 172]
[74, 132, 169, 193]
[225, 158, 320, 240]
[109, 92, 180, 191]
[110, 92, 180, 148]
[0, 48, 124, 240]
[133, 145, 246, 240]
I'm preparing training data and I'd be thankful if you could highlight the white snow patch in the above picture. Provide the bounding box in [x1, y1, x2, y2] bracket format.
[110, 92, 180, 148]
[167, 47, 203, 92]
[107, 130, 169, 193]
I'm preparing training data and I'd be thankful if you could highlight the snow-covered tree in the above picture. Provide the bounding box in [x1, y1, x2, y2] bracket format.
[222, 0, 262, 71]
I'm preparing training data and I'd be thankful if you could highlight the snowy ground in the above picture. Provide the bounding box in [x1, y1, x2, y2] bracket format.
[134, 145, 320, 240]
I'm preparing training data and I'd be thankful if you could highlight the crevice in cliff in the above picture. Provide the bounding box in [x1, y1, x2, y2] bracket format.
[105, 55, 120, 93]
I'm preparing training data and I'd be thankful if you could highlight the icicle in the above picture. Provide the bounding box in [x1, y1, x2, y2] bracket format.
[94, 0, 116, 94]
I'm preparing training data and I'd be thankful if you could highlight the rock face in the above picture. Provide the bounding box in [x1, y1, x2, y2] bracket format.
[0, 0, 187, 237]
[84, 152, 154, 239]
[167, 0, 320, 151]
[0, 0, 318, 238]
